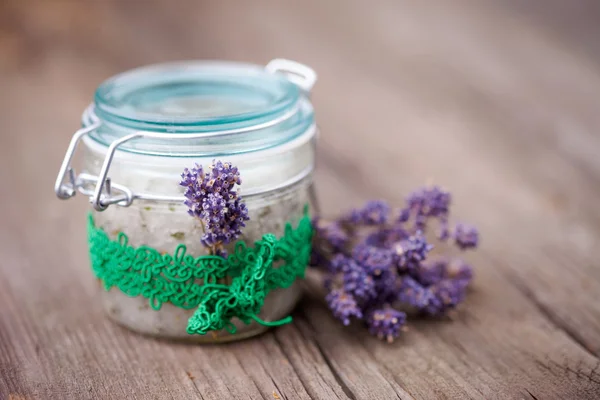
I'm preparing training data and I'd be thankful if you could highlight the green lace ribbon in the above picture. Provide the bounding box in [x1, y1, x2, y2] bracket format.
[87, 210, 313, 335]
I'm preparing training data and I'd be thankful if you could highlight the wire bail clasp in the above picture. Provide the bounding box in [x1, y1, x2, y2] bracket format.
[265, 59, 317, 94]
[53, 120, 135, 211]
[54, 122, 102, 200]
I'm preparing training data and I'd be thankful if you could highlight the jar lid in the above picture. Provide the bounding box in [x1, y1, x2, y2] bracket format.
[83, 60, 315, 156]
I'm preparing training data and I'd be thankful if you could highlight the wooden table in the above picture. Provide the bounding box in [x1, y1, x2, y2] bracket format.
[2, 1, 600, 398]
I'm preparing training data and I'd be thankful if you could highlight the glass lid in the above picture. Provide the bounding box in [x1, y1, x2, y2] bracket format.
[84, 61, 314, 156]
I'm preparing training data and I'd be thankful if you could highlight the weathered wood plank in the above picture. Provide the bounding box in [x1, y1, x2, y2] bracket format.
[2, 0, 600, 399]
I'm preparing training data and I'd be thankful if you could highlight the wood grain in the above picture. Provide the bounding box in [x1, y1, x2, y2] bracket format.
[1, 0, 600, 399]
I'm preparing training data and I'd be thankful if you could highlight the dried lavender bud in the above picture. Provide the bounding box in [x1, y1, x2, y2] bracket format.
[446, 260, 474, 287]
[372, 268, 400, 304]
[330, 253, 352, 274]
[342, 259, 377, 301]
[326, 289, 363, 325]
[453, 223, 479, 250]
[200, 194, 249, 246]
[181, 160, 250, 252]
[398, 207, 410, 223]
[397, 276, 434, 309]
[208, 160, 241, 188]
[348, 200, 391, 225]
[352, 243, 394, 276]
[399, 186, 451, 234]
[393, 231, 433, 273]
[325, 223, 350, 250]
[398, 276, 468, 316]
[424, 278, 469, 316]
[364, 225, 409, 248]
[314, 218, 349, 251]
[366, 306, 407, 342]
[414, 259, 448, 286]
[180, 164, 207, 218]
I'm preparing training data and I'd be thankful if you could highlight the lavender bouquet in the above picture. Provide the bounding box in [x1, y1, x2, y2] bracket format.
[311, 186, 479, 342]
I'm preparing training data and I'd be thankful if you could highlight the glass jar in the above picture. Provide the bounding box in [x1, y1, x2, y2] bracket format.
[55, 59, 318, 342]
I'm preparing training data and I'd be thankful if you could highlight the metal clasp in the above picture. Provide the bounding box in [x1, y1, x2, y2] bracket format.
[54, 121, 102, 200]
[54, 105, 307, 211]
[266, 59, 317, 94]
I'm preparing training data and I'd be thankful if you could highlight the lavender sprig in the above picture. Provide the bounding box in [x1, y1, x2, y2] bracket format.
[347, 200, 391, 225]
[326, 289, 363, 325]
[400, 186, 451, 239]
[313, 218, 349, 251]
[453, 223, 479, 250]
[180, 160, 250, 257]
[393, 231, 433, 273]
[366, 306, 407, 343]
[341, 259, 377, 301]
[352, 244, 394, 276]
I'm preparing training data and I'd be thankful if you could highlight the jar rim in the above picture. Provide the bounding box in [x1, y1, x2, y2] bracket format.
[94, 61, 299, 128]
[85, 61, 315, 157]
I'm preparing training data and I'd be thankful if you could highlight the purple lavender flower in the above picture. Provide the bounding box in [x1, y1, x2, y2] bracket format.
[424, 278, 469, 316]
[399, 186, 451, 238]
[326, 289, 363, 325]
[414, 259, 448, 286]
[398, 207, 410, 223]
[348, 200, 391, 225]
[207, 160, 241, 190]
[314, 218, 349, 251]
[372, 268, 400, 304]
[180, 164, 208, 218]
[181, 160, 249, 254]
[330, 254, 353, 274]
[453, 223, 479, 250]
[364, 225, 409, 248]
[446, 259, 474, 283]
[342, 259, 377, 301]
[366, 306, 407, 342]
[352, 244, 393, 276]
[200, 194, 249, 246]
[398, 276, 469, 316]
[393, 231, 433, 273]
[312, 184, 478, 341]
[398, 276, 435, 309]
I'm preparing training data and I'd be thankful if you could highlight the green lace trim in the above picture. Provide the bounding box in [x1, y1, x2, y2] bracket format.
[87, 210, 313, 335]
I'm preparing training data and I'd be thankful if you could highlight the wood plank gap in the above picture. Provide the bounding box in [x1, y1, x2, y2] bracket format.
[230, 352, 271, 400]
[310, 337, 358, 400]
[253, 335, 309, 400]
[298, 309, 409, 400]
[271, 324, 348, 400]
[548, 359, 600, 386]
[525, 388, 540, 400]
[270, 378, 285, 400]
[182, 367, 210, 400]
[188, 373, 206, 400]
[496, 259, 600, 359]
[345, 344, 416, 400]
